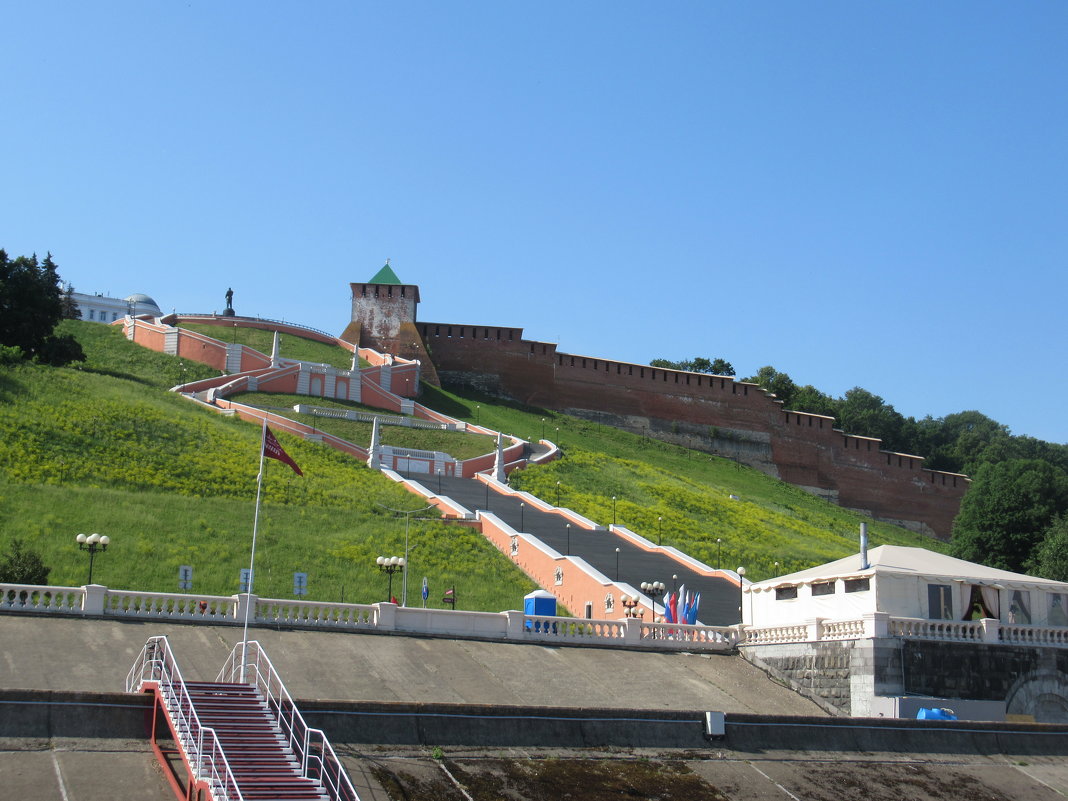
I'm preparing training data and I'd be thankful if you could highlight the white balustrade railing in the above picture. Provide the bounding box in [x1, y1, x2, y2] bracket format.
[886, 617, 984, 642]
[742, 623, 810, 645]
[256, 598, 377, 628]
[1, 583, 83, 614]
[10, 582, 1068, 652]
[1000, 623, 1068, 647]
[819, 618, 867, 640]
[104, 589, 236, 620]
[639, 620, 740, 648]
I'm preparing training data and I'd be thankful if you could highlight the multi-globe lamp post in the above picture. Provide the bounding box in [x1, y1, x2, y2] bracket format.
[376, 555, 405, 602]
[640, 580, 666, 622]
[75, 533, 111, 584]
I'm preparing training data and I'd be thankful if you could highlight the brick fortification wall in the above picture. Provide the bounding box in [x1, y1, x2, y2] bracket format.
[416, 321, 968, 540]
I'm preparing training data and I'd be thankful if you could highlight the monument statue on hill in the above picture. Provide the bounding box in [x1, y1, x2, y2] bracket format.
[222, 287, 236, 317]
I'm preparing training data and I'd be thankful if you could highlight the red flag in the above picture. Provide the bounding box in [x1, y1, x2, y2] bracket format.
[263, 427, 303, 476]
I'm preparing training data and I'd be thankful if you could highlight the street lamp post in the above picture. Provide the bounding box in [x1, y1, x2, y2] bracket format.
[640, 580, 666, 621]
[717, 538, 723, 570]
[621, 594, 641, 618]
[657, 516, 663, 546]
[556, 481, 561, 507]
[615, 547, 621, 581]
[737, 566, 747, 624]
[565, 523, 571, 555]
[377, 503, 433, 606]
[611, 495, 617, 526]
[541, 418, 546, 440]
[376, 555, 405, 602]
[475, 405, 480, 425]
[519, 502, 525, 531]
[75, 533, 111, 584]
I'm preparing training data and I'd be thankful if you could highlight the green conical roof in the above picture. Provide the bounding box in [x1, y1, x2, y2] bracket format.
[369, 261, 402, 285]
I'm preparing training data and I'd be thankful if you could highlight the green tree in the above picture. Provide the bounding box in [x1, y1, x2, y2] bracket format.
[649, 357, 734, 375]
[950, 459, 1068, 573]
[0, 250, 84, 365]
[744, 366, 797, 407]
[836, 387, 905, 450]
[709, 358, 735, 376]
[1031, 515, 1068, 582]
[0, 539, 51, 585]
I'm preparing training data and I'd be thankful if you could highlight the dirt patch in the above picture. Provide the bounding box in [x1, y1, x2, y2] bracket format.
[372, 757, 729, 801]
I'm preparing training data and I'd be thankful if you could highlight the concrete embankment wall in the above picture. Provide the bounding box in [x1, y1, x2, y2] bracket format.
[6, 690, 1068, 756]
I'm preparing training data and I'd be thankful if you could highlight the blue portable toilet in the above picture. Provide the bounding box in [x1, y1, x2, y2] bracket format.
[524, 589, 557, 617]
[917, 707, 957, 720]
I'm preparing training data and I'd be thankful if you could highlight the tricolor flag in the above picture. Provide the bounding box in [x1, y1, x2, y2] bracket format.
[264, 427, 304, 476]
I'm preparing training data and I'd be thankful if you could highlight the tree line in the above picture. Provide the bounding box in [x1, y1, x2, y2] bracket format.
[0, 249, 84, 366]
[653, 356, 1068, 581]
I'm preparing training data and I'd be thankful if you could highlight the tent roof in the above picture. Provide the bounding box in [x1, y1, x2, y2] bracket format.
[761, 545, 1068, 588]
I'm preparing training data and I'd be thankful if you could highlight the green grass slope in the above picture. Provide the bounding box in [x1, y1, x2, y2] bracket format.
[1, 320, 947, 610]
[0, 321, 536, 607]
[227, 391, 496, 461]
[181, 322, 368, 370]
[420, 383, 949, 580]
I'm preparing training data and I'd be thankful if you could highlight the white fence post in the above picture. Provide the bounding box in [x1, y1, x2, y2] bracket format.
[234, 592, 259, 623]
[82, 584, 107, 615]
[375, 602, 397, 631]
[505, 610, 526, 639]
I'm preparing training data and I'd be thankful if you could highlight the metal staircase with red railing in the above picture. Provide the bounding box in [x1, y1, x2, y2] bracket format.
[127, 636, 358, 801]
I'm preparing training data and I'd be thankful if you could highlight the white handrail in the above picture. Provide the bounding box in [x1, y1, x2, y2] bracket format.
[127, 636, 243, 801]
[218, 640, 360, 801]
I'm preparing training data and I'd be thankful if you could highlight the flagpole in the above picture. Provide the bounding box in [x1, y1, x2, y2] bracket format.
[240, 416, 269, 683]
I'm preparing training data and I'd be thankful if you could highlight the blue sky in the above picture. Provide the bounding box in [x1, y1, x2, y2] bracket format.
[4, 2, 1066, 444]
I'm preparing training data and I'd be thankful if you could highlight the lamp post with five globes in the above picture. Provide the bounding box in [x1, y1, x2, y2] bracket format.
[376, 555, 405, 602]
[75, 533, 110, 584]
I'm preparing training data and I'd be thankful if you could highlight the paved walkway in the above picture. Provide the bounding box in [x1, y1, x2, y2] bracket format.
[407, 471, 742, 624]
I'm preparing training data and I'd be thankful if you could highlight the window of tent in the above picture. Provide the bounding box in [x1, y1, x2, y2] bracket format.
[775, 586, 798, 601]
[928, 584, 953, 620]
[1048, 594, 1068, 627]
[1009, 590, 1032, 624]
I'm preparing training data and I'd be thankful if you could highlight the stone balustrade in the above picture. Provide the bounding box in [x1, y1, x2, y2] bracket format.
[9, 582, 1068, 652]
[0, 582, 737, 652]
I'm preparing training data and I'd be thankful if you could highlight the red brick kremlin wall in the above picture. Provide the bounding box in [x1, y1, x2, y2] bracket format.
[416, 321, 968, 541]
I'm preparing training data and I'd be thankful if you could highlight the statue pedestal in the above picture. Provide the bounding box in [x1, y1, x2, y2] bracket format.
[221, 308, 236, 317]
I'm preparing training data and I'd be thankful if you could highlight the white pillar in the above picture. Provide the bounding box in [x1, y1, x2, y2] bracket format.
[368, 417, 381, 469]
[82, 584, 107, 615]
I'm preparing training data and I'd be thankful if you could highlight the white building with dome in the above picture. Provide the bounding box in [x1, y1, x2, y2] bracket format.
[69, 290, 162, 323]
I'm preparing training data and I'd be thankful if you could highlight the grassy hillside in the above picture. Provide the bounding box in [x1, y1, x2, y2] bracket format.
[419, 383, 949, 580]
[0, 321, 536, 608]
[181, 322, 368, 370]
[0, 320, 947, 609]
[227, 391, 496, 461]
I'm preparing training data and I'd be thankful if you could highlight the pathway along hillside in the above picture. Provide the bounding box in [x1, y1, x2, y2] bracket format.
[413, 471, 741, 624]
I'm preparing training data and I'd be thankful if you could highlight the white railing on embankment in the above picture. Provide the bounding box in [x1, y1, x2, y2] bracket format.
[1, 582, 739, 652]
[740, 612, 1068, 648]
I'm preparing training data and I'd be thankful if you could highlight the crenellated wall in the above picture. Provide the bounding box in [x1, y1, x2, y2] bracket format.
[417, 321, 968, 540]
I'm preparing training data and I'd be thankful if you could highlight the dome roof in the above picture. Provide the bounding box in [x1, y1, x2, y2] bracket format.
[124, 293, 160, 309]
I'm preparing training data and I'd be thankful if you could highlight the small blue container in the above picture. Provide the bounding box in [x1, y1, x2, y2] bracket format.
[917, 707, 957, 720]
